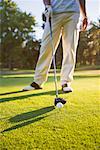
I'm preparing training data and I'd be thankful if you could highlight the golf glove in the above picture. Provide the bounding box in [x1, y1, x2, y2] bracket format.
[43, 5, 52, 20]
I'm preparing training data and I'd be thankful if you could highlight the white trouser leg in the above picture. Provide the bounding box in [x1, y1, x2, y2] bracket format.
[61, 13, 80, 85]
[34, 14, 63, 86]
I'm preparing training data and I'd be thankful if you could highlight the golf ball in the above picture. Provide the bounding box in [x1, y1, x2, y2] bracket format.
[56, 102, 63, 108]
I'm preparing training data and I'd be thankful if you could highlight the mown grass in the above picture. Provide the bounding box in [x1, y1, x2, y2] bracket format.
[0, 70, 100, 150]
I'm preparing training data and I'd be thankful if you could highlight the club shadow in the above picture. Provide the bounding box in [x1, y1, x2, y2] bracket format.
[2, 106, 54, 133]
[10, 106, 54, 123]
[0, 90, 62, 103]
[2, 116, 47, 133]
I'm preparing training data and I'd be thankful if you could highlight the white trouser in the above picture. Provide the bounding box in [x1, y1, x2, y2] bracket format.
[34, 13, 80, 86]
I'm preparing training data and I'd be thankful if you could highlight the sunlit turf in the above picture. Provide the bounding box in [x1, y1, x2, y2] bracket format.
[0, 70, 100, 150]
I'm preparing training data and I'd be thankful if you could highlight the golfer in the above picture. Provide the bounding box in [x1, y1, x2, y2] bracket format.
[23, 0, 88, 92]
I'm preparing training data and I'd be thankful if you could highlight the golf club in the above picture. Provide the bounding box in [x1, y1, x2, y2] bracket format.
[49, 17, 66, 106]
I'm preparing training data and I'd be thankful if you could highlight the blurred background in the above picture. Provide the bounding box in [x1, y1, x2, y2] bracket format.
[0, 0, 100, 70]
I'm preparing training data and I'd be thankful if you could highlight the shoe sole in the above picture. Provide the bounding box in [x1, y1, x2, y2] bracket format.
[62, 90, 72, 93]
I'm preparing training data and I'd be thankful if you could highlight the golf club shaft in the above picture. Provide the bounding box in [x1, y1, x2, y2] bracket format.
[49, 18, 58, 98]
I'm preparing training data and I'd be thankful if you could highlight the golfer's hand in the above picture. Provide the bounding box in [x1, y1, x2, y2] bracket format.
[81, 17, 88, 31]
[43, 5, 52, 20]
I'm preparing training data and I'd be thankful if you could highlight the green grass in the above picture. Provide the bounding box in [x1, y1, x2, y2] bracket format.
[0, 70, 100, 150]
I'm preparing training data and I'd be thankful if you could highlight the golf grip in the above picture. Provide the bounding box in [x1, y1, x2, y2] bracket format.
[49, 18, 58, 98]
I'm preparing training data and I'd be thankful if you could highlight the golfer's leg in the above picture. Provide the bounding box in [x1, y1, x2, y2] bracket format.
[34, 16, 62, 86]
[61, 13, 79, 85]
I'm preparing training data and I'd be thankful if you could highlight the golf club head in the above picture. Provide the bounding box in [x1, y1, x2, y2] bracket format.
[54, 97, 67, 106]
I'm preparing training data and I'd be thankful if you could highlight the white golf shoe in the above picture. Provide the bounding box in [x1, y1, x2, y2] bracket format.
[62, 84, 73, 93]
[22, 82, 42, 91]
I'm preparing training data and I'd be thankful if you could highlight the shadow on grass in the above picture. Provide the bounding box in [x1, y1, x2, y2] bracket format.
[0, 90, 26, 96]
[0, 90, 62, 103]
[2, 106, 54, 133]
[10, 106, 54, 123]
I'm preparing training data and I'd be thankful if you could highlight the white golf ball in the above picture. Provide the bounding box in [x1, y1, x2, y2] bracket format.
[56, 102, 63, 108]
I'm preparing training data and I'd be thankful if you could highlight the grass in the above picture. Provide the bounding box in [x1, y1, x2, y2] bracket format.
[0, 70, 100, 150]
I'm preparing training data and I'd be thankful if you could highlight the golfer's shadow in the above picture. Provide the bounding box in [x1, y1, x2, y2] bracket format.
[0, 90, 26, 96]
[2, 106, 54, 133]
[0, 90, 62, 103]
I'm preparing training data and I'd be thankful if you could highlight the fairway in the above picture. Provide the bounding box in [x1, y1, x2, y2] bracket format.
[0, 70, 100, 150]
